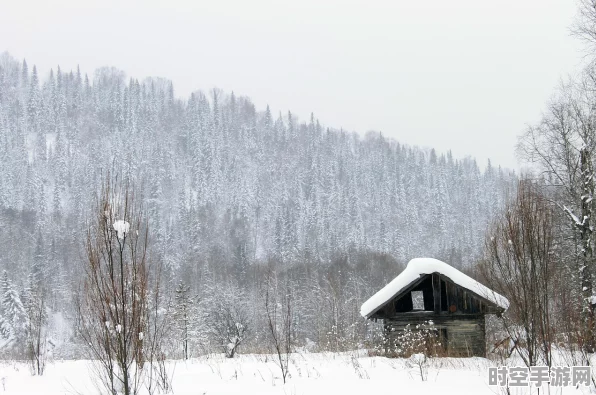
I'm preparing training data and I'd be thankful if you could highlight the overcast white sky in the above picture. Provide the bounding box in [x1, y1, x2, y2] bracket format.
[0, 0, 584, 169]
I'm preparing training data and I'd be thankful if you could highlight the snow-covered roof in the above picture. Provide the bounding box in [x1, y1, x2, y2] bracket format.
[360, 257, 509, 319]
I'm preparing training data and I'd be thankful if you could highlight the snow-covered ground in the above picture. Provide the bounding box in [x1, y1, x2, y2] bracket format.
[0, 352, 590, 395]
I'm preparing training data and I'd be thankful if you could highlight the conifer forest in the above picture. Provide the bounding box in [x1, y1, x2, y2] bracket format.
[0, 52, 517, 359]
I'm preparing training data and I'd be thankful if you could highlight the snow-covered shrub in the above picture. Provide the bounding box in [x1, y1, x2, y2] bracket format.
[206, 285, 250, 358]
[382, 320, 443, 359]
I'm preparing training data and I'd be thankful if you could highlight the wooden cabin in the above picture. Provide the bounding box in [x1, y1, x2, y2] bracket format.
[360, 258, 508, 358]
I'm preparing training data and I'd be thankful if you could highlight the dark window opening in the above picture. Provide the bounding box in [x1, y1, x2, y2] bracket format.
[395, 293, 413, 312]
[420, 277, 434, 311]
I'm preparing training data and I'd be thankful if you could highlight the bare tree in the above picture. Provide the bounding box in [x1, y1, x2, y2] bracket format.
[480, 179, 555, 367]
[144, 262, 173, 395]
[264, 271, 293, 384]
[77, 175, 166, 395]
[518, 66, 596, 352]
[24, 282, 47, 376]
[573, 0, 596, 56]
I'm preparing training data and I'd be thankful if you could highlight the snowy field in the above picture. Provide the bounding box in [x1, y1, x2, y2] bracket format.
[0, 352, 591, 395]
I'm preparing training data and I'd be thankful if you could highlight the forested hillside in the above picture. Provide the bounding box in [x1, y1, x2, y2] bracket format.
[0, 52, 516, 357]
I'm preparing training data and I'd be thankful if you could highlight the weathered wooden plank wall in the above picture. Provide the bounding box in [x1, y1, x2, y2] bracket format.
[384, 314, 486, 357]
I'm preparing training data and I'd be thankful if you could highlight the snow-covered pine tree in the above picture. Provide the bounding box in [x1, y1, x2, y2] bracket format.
[0, 271, 26, 343]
